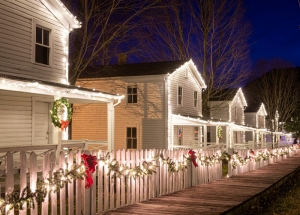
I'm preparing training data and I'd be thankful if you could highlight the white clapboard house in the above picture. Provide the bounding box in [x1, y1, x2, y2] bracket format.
[0, 0, 123, 151]
[244, 101, 268, 148]
[73, 59, 214, 150]
[208, 88, 259, 149]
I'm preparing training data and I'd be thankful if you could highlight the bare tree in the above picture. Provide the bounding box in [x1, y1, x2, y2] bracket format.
[138, 0, 252, 117]
[62, 0, 162, 85]
[244, 59, 300, 132]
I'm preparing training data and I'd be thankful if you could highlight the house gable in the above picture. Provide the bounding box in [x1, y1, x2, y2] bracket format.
[0, 0, 79, 84]
[168, 60, 206, 117]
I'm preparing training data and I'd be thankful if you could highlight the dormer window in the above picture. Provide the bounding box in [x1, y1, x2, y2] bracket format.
[32, 19, 53, 66]
[35, 26, 50, 65]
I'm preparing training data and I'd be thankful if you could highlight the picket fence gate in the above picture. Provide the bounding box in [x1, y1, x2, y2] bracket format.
[0, 148, 222, 215]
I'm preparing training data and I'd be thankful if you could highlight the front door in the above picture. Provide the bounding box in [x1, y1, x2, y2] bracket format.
[34, 101, 49, 144]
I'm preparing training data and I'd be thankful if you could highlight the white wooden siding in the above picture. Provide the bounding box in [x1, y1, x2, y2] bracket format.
[0, 0, 67, 83]
[169, 65, 203, 116]
[210, 101, 229, 121]
[245, 113, 256, 127]
[0, 90, 33, 146]
[230, 99, 244, 124]
[74, 78, 166, 150]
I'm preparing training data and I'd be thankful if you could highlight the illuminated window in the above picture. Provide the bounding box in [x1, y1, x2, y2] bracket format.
[194, 91, 198, 107]
[127, 86, 137, 103]
[178, 86, 183, 105]
[126, 127, 137, 149]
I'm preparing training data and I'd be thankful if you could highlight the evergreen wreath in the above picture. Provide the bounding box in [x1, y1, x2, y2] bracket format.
[50, 98, 72, 130]
[217, 126, 222, 139]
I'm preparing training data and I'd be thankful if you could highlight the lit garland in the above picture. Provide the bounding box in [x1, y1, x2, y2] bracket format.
[230, 145, 298, 169]
[0, 150, 228, 212]
[217, 126, 222, 139]
[50, 98, 72, 131]
[0, 162, 86, 213]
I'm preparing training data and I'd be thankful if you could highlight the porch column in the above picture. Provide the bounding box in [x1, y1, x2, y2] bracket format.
[203, 125, 207, 148]
[107, 102, 115, 151]
[226, 125, 230, 149]
[216, 126, 219, 145]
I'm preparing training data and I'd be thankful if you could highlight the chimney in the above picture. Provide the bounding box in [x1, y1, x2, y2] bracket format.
[118, 53, 127, 65]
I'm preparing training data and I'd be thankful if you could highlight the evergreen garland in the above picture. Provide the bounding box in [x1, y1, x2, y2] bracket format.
[217, 126, 222, 139]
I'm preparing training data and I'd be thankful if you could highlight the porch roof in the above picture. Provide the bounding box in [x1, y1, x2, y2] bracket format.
[0, 73, 124, 103]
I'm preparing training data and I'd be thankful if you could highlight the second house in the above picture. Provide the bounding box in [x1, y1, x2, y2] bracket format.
[72, 60, 208, 150]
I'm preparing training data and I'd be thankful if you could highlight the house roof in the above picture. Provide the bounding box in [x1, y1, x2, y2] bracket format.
[244, 101, 261, 112]
[210, 88, 247, 107]
[40, 0, 81, 29]
[79, 60, 189, 78]
[209, 89, 237, 101]
[0, 73, 124, 103]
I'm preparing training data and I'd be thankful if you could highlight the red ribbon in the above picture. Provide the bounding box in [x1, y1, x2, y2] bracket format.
[60, 120, 69, 131]
[188, 150, 198, 167]
[81, 154, 98, 188]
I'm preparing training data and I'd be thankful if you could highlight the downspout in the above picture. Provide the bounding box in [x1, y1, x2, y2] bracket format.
[113, 99, 121, 106]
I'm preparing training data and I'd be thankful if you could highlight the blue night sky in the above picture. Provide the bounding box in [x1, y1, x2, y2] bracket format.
[244, 0, 300, 66]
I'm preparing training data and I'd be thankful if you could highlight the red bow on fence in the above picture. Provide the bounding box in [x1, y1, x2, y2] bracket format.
[60, 120, 69, 131]
[188, 150, 198, 167]
[81, 154, 98, 188]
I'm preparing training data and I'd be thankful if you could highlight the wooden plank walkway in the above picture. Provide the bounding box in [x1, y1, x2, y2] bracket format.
[102, 154, 300, 215]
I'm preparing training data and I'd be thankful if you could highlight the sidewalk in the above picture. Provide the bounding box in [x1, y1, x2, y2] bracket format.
[102, 154, 300, 215]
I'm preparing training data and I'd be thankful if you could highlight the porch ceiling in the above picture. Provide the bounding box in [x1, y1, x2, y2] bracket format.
[172, 114, 207, 125]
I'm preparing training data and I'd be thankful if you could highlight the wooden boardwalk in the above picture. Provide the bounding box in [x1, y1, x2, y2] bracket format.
[102, 154, 300, 215]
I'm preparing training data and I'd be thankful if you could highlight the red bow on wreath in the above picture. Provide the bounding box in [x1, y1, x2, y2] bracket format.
[188, 150, 198, 167]
[60, 120, 69, 131]
[81, 154, 98, 188]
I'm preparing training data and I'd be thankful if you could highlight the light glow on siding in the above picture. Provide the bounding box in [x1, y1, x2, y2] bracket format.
[0, 78, 125, 101]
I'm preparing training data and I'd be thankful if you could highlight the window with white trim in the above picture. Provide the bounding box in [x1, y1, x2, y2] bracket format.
[234, 107, 237, 119]
[126, 127, 137, 149]
[36, 26, 50, 65]
[194, 127, 199, 144]
[127, 86, 137, 103]
[194, 91, 198, 108]
[178, 86, 183, 105]
[32, 19, 53, 66]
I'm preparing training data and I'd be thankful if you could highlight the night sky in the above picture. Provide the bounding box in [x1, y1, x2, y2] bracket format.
[244, 0, 300, 66]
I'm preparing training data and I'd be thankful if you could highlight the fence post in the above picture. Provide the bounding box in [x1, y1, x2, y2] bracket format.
[5, 152, 14, 215]
[30, 152, 38, 215]
[20, 151, 27, 215]
[68, 151, 75, 215]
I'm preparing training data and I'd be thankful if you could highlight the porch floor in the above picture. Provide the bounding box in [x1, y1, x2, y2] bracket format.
[102, 153, 300, 215]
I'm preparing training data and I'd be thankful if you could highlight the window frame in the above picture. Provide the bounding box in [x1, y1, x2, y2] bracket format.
[127, 86, 138, 104]
[178, 86, 183, 106]
[194, 126, 199, 144]
[126, 126, 138, 149]
[194, 91, 198, 108]
[32, 19, 53, 67]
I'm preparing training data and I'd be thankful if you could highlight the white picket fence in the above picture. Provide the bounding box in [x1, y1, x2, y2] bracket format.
[0, 148, 222, 215]
[228, 145, 299, 176]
